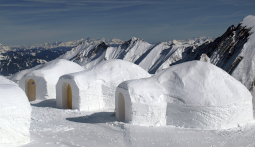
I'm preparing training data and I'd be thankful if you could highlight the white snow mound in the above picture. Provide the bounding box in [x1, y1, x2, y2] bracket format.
[56, 59, 151, 111]
[19, 59, 84, 100]
[116, 61, 253, 129]
[0, 76, 31, 144]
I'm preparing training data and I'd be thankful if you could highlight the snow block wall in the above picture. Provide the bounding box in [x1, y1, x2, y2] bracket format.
[0, 76, 31, 144]
[56, 59, 151, 111]
[116, 85, 167, 126]
[19, 59, 84, 100]
[115, 61, 253, 129]
[166, 100, 252, 129]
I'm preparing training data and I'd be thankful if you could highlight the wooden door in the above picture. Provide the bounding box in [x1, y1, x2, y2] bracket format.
[118, 93, 125, 122]
[28, 79, 36, 101]
[67, 84, 72, 109]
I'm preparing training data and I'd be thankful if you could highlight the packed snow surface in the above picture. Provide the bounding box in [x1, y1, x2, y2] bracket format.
[0, 76, 31, 145]
[12, 99, 255, 147]
[116, 61, 253, 129]
[19, 59, 84, 100]
[56, 59, 150, 111]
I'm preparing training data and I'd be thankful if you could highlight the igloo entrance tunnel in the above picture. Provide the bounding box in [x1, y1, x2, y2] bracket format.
[56, 59, 151, 111]
[19, 59, 84, 100]
[115, 61, 254, 129]
[60, 82, 73, 109]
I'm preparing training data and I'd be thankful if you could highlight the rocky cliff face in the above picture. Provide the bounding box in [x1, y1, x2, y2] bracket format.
[171, 24, 250, 74]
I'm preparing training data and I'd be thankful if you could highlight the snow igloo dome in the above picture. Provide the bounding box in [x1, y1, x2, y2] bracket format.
[19, 59, 84, 100]
[0, 76, 31, 144]
[56, 59, 151, 111]
[115, 61, 253, 130]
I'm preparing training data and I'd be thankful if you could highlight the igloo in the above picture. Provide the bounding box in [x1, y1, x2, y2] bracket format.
[19, 59, 84, 100]
[56, 59, 151, 111]
[0, 76, 31, 144]
[115, 61, 253, 129]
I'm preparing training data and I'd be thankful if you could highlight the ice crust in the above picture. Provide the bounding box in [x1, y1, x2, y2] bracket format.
[56, 59, 150, 111]
[0, 76, 31, 144]
[19, 59, 84, 100]
[116, 61, 253, 129]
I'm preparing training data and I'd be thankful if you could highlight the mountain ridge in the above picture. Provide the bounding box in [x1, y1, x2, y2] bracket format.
[5, 37, 124, 50]
[0, 38, 124, 75]
[56, 15, 255, 100]
[58, 36, 213, 72]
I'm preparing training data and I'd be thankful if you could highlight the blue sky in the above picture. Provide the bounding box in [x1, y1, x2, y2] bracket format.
[1, 0, 255, 45]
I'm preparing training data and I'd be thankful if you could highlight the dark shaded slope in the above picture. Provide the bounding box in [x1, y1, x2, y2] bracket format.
[0, 47, 72, 76]
[171, 24, 251, 73]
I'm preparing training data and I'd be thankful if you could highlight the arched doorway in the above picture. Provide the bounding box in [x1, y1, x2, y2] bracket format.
[27, 79, 36, 101]
[67, 84, 72, 109]
[118, 93, 125, 122]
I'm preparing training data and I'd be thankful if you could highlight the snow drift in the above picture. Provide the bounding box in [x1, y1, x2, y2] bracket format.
[56, 59, 150, 111]
[0, 76, 31, 144]
[19, 59, 84, 100]
[115, 61, 253, 129]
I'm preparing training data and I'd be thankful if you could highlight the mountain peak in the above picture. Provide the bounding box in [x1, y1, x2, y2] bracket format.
[131, 37, 138, 41]
[241, 15, 255, 28]
[120, 37, 145, 48]
[96, 42, 109, 49]
[170, 37, 213, 46]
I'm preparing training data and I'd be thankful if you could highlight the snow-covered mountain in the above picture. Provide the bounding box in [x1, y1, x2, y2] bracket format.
[59, 37, 212, 73]
[57, 15, 255, 99]
[231, 15, 255, 98]
[0, 43, 11, 52]
[0, 43, 11, 60]
[0, 47, 69, 75]
[0, 38, 124, 75]
[169, 15, 255, 96]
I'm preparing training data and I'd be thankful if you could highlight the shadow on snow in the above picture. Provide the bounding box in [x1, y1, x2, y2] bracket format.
[30, 99, 56, 108]
[66, 112, 117, 124]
